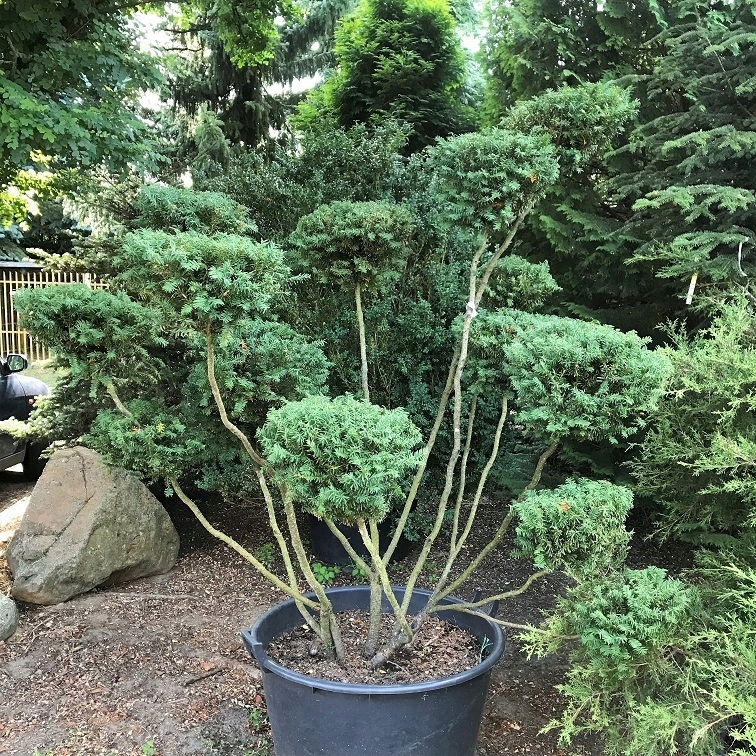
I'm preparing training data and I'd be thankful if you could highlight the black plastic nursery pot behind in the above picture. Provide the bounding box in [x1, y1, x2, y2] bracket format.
[241, 586, 505, 756]
[308, 514, 412, 565]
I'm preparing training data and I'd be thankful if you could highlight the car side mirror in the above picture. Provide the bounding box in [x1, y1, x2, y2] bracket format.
[6, 353, 28, 373]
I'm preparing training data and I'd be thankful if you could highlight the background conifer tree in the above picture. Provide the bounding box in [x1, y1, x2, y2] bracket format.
[295, 0, 475, 153]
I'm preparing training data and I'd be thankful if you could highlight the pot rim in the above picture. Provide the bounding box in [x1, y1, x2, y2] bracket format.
[242, 585, 505, 696]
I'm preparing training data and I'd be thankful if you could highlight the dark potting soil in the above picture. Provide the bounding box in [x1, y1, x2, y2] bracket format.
[265, 610, 483, 684]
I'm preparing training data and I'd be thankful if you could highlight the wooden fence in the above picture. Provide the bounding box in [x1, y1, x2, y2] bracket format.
[0, 268, 107, 362]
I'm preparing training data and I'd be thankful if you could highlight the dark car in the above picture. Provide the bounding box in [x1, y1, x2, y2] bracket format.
[0, 353, 51, 479]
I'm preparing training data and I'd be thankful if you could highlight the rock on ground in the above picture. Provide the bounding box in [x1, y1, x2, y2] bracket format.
[6, 446, 180, 605]
[0, 594, 18, 640]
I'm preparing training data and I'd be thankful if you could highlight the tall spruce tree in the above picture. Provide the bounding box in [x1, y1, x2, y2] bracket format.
[616, 0, 756, 302]
[481, 0, 667, 121]
[480, 0, 673, 333]
[481, 0, 755, 326]
[160, 0, 355, 156]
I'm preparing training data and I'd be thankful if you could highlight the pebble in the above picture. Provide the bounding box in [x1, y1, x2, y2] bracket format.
[0, 594, 19, 640]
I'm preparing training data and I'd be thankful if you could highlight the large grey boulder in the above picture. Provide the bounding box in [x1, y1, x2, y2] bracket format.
[7, 446, 180, 605]
[0, 595, 19, 640]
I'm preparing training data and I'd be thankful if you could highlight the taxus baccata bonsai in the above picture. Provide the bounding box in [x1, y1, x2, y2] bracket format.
[16, 83, 672, 668]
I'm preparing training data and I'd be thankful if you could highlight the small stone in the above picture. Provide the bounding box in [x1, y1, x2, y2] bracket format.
[0, 594, 19, 640]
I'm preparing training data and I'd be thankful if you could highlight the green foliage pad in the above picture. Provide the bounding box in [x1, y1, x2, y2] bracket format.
[258, 395, 422, 523]
[512, 478, 633, 579]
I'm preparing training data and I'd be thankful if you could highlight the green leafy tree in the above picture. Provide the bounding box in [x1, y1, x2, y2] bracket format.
[485, 1, 756, 323]
[177, 0, 295, 69]
[0, 0, 161, 186]
[0, 174, 92, 263]
[478, 0, 674, 334]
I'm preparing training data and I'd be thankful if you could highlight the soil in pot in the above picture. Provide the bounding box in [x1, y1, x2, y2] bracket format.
[266, 609, 481, 684]
[242, 586, 505, 756]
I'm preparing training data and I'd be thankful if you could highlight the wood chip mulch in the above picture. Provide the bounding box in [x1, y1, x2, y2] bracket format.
[1, 472, 692, 755]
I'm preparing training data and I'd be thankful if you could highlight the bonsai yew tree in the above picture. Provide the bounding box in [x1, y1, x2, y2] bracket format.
[16, 83, 675, 670]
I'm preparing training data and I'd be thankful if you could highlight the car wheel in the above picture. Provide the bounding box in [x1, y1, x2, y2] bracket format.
[23, 441, 49, 481]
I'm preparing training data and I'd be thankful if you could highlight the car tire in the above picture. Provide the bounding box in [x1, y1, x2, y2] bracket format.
[22, 441, 48, 481]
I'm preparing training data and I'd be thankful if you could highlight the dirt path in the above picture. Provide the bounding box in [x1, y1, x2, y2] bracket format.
[0, 471, 688, 756]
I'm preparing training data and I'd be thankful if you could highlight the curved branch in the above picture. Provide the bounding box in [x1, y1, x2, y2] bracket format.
[169, 478, 319, 610]
[204, 327, 267, 468]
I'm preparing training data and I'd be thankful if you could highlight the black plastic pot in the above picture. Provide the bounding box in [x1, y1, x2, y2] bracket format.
[241, 585, 505, 756]
[308, 515, 412, 565]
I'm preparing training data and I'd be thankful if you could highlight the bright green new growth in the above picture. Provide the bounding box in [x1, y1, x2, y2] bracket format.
[512, 479, 633, 579]
[470, 309, 672, 442]
[258, 396, 422, 523]
[522, 566, 703, 755]
[630, 294, 756, 542]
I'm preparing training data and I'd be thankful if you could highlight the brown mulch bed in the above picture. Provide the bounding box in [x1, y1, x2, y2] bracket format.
[0, 467, 692, 756]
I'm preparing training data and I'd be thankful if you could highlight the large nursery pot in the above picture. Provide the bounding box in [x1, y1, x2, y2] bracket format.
[241, 585, 505, 756]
